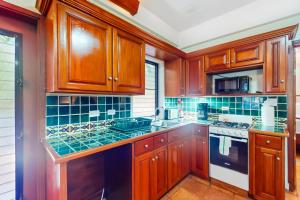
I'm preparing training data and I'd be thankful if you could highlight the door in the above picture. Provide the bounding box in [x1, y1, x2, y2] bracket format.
[180, 138, 191, 178]
[255, 147, 284, 200]
[265, 36, 287, 93]
[167, 141, 180, 188]
[204, 49, 230, 72]
[134, 151, 153, 200]
[113, 28, 145, 94]
[57, 4, 113, 92]
[0, 30, 23, 200]
[186, 57, 205, 96]
[150, 147, 168, 200]
[165, 58, 185, 97]
[191, 135, 208, 179]
[230, 42, 264, 68]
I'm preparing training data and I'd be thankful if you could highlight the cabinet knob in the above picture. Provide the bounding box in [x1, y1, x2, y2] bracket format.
[152, 158, 156, 162]
[160, 139, 164, 143]
[144, 144, 149, 148]
[203, 141, 206, 144]
[114, 77, 119, 81]
[266, 140, 270, 144]
[198, 130, 201, 133]
[155, 156, 159, 160]
[280, 80, 285, 83]
[276, 157, 280, 161]
[108, 76, 112, 80]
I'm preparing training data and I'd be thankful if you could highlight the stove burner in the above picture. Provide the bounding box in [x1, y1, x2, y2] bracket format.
[211, 121, 250, 130]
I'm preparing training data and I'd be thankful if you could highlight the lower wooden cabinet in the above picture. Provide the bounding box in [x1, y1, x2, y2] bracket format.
[191, 125, 209, 179]
[134, 146, 168, 200]
[249, 132, 285, 200]
[167, 137, 191, 189]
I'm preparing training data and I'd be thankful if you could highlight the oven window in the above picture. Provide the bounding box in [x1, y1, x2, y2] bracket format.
[210, 135, 248, 174]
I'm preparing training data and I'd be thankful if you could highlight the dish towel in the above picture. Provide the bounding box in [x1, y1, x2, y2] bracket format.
[219, 136, 232, 156]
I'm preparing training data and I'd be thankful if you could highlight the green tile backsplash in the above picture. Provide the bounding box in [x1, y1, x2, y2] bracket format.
[165, 95, 287, 118]
[46, 95, 131, 128]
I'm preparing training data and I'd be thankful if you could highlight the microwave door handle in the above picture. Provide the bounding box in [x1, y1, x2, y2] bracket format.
[209, 134, 222, 139]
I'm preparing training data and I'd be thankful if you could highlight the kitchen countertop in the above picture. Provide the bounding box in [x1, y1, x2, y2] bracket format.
[249, 123, 289, 137]
[44, 119, 212, 163]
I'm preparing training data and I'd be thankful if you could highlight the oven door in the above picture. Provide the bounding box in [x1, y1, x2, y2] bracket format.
[209, 133, 248, 174]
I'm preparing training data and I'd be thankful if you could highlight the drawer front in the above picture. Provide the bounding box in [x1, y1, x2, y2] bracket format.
[193, 125, 208, 138]
[255, 134, 282, 150]
[135, 137, 154, 156]
[154, 133, 167, 149]
[168, 126, 191, 143]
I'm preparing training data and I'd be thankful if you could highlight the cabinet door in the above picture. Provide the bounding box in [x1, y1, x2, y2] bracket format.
[180, 138, 191, 178]
[186, 57, 205, 96]
[204, 50, 230, 72]
[113, 28, 145, 94]
[165, 58, 185, 97]
[255, 147, 284, 200]
[151, 147, 168, 200]
[57, 4, 113, 92]
[191, 135, 209, 179]
[265, 36, 287, 93]
[230, 42, 264, 68]
[134, 152, 153, 200]
[167, 141, 181, 189]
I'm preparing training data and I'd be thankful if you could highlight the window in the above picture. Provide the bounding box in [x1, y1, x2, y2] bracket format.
[132, 60, 158, 117]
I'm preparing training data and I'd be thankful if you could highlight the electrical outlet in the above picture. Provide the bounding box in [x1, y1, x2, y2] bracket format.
[107, 109, 116, 115]
[221, 106, 229, 111]
[89, 110, 100, 117]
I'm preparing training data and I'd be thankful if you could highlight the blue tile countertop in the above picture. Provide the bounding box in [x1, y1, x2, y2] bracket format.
[249, 123, 289, 136]
[43, 119, 212, 163]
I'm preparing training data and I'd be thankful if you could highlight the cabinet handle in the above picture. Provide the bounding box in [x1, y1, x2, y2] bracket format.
[108, 76, 112, 80]
[198, 130, 201, 133]
[276, 157, 280, 161]
[144, 144, 149, 148]
[155, 156, 159, 160]
[266, 140, 270, 144]
[160, 139, 164, 143]
[280, 80, 285, 83]
[203, 141, 206, 144]
[152, 158, 156, 162]
[114, 77, 119, 81]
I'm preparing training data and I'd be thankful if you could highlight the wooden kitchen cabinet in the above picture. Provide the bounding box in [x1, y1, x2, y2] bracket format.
[230, 42, 265, 68]
[46, 3, 145, 94]
[204, 49, 230, 72]
[191, 125, 209, 179]
[167, 137, 191, 189]
[113, 28, 145, 94]
[249, 132, 285, 200]
[134, 147, 168, 200]
[165, 58, 185, 97]
[186, 57, 205, 96]
[265, 36, 287, 93]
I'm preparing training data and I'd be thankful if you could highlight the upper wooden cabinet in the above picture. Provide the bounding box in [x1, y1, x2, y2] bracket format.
[46, 3, 145, 94]
[204, 49, 230, 72]
[165, 58, 185, 97]
[112, 28, 145, 94]
[265, 36, 287, 93]
[186, 57, 205, 96]
[230, 42, 265, 68]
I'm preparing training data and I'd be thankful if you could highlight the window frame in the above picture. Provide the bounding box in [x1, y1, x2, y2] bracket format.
[145, 60, 159, 110]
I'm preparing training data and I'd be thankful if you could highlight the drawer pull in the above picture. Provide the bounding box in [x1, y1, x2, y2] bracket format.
[144, 144, 149, 148]
[203, 141, 206, 144]
[152, 158, 156, 162]
[160, 139, 164, 143]
[266, 140, 271, 144]
[198, 130, 201, 133]
[276, 157, 280, 161]
[155, 156, 159, 160]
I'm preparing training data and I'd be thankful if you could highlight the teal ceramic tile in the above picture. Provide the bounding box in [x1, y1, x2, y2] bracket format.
[236, 97, 242, 102]
[229, 103, 235, 109]
[59, 96, 70, 105]
[98, 97, 105, 104]
[47, 116, 58, 126]
[251, 110, 259, 116]
[230, 97, 235, 102]
[244, 110, 250, 116]
[81, 106, 89, 114]
[223, 97, 229, 102]
[81, 114, 89, 122]
[71, 106, 80, 114]
[80, 96, 89, 104]
[278, 96, 287, 103]
[59, 106, 70, 115]
[59, 116, 70, 125]
[90, 97, 97, 104]
[278, 111, 287, 118]
[277, 104, 287, 111]
[47, 106, 58, 116]
[47, 96, 58, 105]
[90, 105, 97, 111]
[71, 115, 80, 123]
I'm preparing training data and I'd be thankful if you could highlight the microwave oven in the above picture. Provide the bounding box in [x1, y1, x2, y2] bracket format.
[215, 76, 249, 94]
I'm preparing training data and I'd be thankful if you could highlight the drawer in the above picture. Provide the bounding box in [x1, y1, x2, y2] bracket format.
[193, 125, 208, 138]
[168, 126, 191, 143]
[255, 134, 282, 150]
[153, 133, 167, 149]
[135, 137, 154, 156]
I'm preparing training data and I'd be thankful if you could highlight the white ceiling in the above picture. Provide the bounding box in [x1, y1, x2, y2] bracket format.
[141, 0, 255, 31]
[4, 0, 300, 51]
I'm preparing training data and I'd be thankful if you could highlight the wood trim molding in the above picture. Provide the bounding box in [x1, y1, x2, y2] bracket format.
[187, 25, 298, 58]
[36, 0, 53, 16]
[0, 1, 41, 23]
[109, 0, 139, 15]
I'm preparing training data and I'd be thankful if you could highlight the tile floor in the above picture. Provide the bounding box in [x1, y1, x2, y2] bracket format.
[161, 154, 300, 200]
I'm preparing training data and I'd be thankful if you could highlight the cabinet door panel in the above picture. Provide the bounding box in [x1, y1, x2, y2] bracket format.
[186, 57, 205, 96]
[134, 152, 153, 200]
[180, 138, 191, 178]
[165, 58, 185, 97]
[57, 4, 112, 91]
[230, 42, 264, 68]
[113, 29, 145, 94]
[167, 141, 180, 189]
[205, 50, 230, 72]
[191, 135, 208, 179]
[265, 36, 287, 93]
[255, 147, 283, 200]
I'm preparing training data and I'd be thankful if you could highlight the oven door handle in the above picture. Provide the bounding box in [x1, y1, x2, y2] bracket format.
[209, 134, 248, 143]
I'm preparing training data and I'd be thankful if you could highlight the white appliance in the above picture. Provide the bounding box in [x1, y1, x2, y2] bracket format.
[261, 98, 277, 126]
[209, 114, 253, 191]
[164, 109, 179, 120]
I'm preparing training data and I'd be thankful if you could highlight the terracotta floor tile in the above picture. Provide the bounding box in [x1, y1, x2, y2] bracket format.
[170, 187, 201, 200]
[203, 187, 234, 200]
